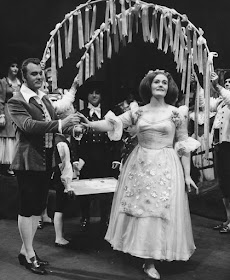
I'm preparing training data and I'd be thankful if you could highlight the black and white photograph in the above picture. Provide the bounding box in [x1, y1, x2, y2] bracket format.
[0, 1, 230, 279]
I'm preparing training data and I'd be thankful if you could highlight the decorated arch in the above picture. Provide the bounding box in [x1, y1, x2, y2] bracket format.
[42, 0, 218, 156]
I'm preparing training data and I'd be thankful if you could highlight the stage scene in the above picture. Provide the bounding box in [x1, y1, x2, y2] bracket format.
[0, 0, 230, 279]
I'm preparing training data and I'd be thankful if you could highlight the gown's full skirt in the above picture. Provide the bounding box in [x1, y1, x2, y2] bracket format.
[105, 145, 196, 261]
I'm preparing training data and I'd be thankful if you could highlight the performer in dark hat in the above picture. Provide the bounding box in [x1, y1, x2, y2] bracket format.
[77, 79, 114, 232]
[223, 71, 230, 83]
[77, 79, 104, 101]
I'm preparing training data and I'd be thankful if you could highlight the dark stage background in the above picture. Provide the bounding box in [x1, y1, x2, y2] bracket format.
[1, 0, 229, 105]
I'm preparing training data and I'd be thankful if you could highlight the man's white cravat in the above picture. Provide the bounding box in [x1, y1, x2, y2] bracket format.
[88, 103, 101, 118]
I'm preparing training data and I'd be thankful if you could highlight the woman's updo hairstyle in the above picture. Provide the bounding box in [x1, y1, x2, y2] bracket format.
[139, 70, 179, 105]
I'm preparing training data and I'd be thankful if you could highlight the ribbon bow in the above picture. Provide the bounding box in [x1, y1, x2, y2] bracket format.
[88, 103, 101, 118]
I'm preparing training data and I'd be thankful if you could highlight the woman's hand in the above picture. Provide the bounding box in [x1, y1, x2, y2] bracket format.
[76, 112, 91, 127]
[76, 112, 89, 123]
[185, 176, 199, 194]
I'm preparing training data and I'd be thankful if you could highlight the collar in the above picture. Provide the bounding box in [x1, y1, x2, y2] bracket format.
[87, 103, 101, 118]
[21, 83, 46, 104]
[6, 77, 21, 87]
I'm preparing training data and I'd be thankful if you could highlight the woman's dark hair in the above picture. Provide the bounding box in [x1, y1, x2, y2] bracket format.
[6, 57, 19, 68]
[4, 57, 19, 76]
[224, 71, 230, 82]
[21, 58, 41, 79]
[139, 70, 179, 105]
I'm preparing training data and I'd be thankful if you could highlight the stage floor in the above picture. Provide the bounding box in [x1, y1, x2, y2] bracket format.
[0, 214, 230, 280]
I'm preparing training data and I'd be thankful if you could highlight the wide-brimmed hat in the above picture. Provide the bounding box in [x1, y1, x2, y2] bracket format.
[77, 78, 104, 100]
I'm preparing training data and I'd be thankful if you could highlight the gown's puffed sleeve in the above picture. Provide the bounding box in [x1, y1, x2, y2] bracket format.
[174, 105, 200, 156]
[104, 101, 138, 141]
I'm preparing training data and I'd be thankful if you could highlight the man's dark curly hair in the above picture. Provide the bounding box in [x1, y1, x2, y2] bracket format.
[139, 70, 179, 105]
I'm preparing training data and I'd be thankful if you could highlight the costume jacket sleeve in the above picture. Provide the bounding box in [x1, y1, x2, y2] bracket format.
[57, 141, 73, 190]
[8, 95, 59, 134]
[217, 86, 230, 108]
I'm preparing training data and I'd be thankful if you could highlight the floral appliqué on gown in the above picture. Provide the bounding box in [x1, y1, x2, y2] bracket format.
[104, 102, 200, 261]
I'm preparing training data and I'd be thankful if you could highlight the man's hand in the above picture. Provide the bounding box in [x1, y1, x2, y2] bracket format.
[72, 74, 80, 88]
[69, 73, 80, 91]
[61, 113, 80, 129]
[64, 187, 75, 199]
[211, 72, 219, 87]
[40, 61, 46, 70]
[75, 112, 91, 131]
[66, 189, 75, 199]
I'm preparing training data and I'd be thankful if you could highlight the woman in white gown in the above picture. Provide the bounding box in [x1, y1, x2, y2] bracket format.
[78, 70, 200, 279]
